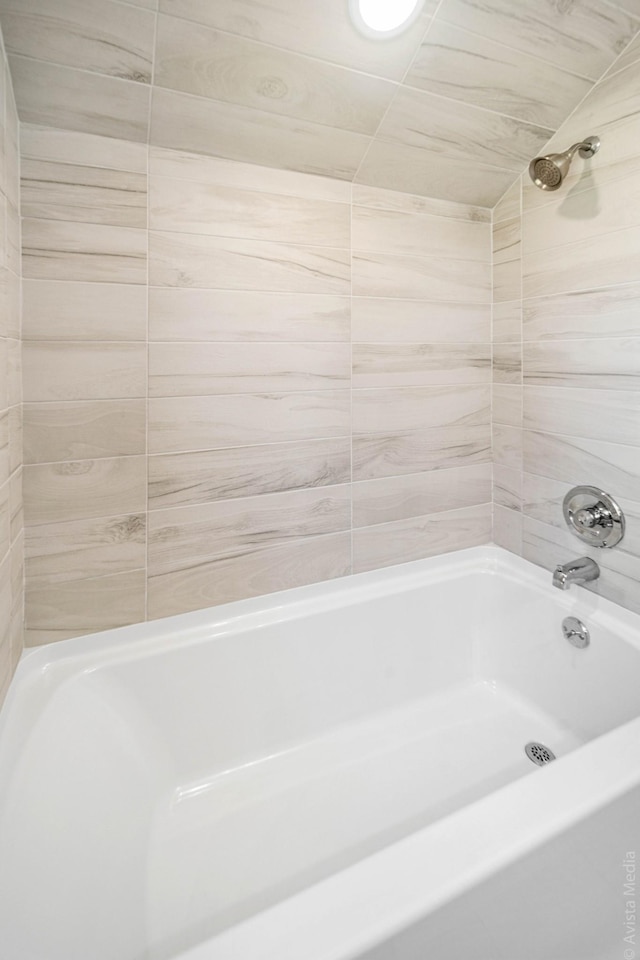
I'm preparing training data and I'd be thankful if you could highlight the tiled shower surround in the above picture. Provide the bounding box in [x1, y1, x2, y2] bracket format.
[492, 49, 640, 613]
[0, 32, 22, 702]
[21, 128, 492, 643]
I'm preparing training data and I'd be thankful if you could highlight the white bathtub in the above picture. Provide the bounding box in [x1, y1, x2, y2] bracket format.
[1, 545, 640, 960]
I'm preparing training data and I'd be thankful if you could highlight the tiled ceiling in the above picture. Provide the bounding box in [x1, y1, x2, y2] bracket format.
[1, 0, 639, 206]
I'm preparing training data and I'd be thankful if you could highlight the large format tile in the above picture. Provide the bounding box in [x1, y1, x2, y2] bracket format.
[23, 457, 146, 525]
[23, 280, 148, 341]
[21, 124, 148, 173]
[149, 391, 351, 454]
[440, 0, 639, 79]
[154, 14, 396, 134]
[150, 87, 369, 181]
[351, 298, 490, 343]
[22, 219, 147, 284]
[350, 423, 491, 482]
[352, 385, 490, 435]
[524, 338, 640, 390]
[26, 513, 146, 585]
[21, 159, 147, 227]
[156, 0, 437, 80]
[23, 342, 147, 401]
[351, 183, 490, 222]
[147, 530, 351, 618]
[148, 485, 350, 576]
[376, 86, 552, 172]
[23, 400, 146, 463]
[352, 251, 490, 301]
[9, 57, 151, 141]
[149, 289, 350, 342]
[523, 430, 640, 502]
[25, 569, 146, 645]
[149, 437, 351, 508]
[523, 283, 640, 341]
[149, 342, 350, 396]
[150, 175, 350, 246]
[406, 20, 592, 128]
[352, 204, 490, 261]
[352, 463, 491, 527]
[150, 231, 350, 293]
[352, 343, 490, 387]
[353, 503, 491, 573]
[524, 385, 640, 444]
[0, 0, 155, 81]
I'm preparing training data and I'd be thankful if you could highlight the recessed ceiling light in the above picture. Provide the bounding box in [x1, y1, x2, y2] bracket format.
[349, 0, 425, 38]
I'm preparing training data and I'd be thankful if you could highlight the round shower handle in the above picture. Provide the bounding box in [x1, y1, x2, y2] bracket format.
[563, 485, 624, 548]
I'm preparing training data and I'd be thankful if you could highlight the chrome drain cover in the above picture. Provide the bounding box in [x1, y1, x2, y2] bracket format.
[525, 742, 556, 766]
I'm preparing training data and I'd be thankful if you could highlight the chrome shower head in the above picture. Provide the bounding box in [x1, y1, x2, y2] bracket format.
[529, 135, 600, 191]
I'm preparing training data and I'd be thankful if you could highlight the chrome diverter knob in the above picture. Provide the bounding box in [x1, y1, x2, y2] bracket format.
[562, 486, 625, 548]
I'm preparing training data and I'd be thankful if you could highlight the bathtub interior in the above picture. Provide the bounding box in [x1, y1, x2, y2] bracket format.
[1, 548, 640, 960]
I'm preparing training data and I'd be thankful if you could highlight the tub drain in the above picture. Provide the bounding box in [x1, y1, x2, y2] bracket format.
[525, 742, 556, 766]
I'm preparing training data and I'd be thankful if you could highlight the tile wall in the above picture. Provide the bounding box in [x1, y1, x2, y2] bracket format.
[0, 26, 22, 704]
[21, 128, 492, 642]
[491, 46, 640, 614]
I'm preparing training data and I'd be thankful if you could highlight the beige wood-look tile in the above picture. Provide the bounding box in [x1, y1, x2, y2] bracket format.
[150, 231, 350, 293]
[353, 385, 490, 435]
[493, 259, 521, 303]
[148, 485, 350, 576]
[493, 464, 522, 511]
[440, 0, 638, 80]
[22, 219, 147, 284]
[493, 343, 521, 384]
[8, 406, 22, 486]
[352, 205, 490, 261]
[352, 252, 491, 302]
[352, 463, 491, 527]
[353, 424, 491, 482]
[26, 513, 146, 585]
[0, 481, 10, 563]
[353, 343, 490, 388]
[524, 385, 640, 444]
[21, 124, 148, 174]
[21, 160, 147, 228]
[149, 289, 350, 342]
[605, 30, 640, 76]
[0, 339, 8, 412]
[23, 280, 148, 341]
[523, 173, 640, 256]
[351, 298, 490, 343]
[523, 283, 640, 341]
[5, 89, 19, 209]
[149, 437, 351, 508]
[493, 217, 520, 265]
[9, 57, 151, 142]
[524, 338, 640, 390]
[0, 0, 155, 81]
[149, 390, 351, 454]
[523, 430, 640, 503]
[377, 86, 552, 172]
[522, 515, 640, 613]
[155, 14, 396, 135]
[493, 301, 522, 343]
[0, 411, 8, 487]
[149, 342, 350, 396]
[147, 530, 351, 619]
[353, 503, 491, 573]
[5, 270, 20, 341]
[23, 400, 146, 464]
[25, 569, 146, 645]
[150, 147, 351, 203]
[523, 225, 640, 299]
[150, 176, 350, 246]
[351, 184, 490, 222]
[7, 339, 20, 410]
[150, 87, 369, 182]
[9, 469, 22, 549]
[157, 0, 437, 81]
[493, 504, 522, 555]
[493, 384, 522, 427]
[355, 138, 514, 207]
[23, 456, 146, 525]
[406, 21, 592, 129]
[23, 342, 146, 401]
[493, 179, 521, 222]
[6, 203, 20, 276]
[493, 423, 523, 470]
